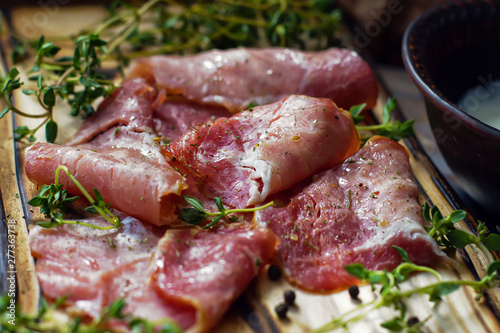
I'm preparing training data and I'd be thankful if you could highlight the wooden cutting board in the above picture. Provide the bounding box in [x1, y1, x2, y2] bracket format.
[0, 5, 499, 333]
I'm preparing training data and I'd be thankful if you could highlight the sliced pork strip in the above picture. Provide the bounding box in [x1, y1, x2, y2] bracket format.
[154, 99, 231, 141]
[29, 214, 161, 317]
[255, 136, 446, 292]
[76, 125, 168, 164]
[168, 95, 359, 208]
[31, 217, 277, 332]
[30, 215, 197, 330]
[149, 224, 278, 332]
[128, 47, 378, 113]
[100, 258, 197, 331]
[65, 77, 157, 146]
[25, 143, 186, 225]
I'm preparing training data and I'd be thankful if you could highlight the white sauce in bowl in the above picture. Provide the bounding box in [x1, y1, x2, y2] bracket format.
[458, 78, 500, 130]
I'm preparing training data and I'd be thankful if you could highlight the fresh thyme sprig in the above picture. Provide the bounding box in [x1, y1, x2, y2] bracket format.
[1, 0, 341, 143]
[178, 195, 273, 228]
[28, 165, 120, 230]
[352, 98, 415, 141]
[423, 203, 500, 261]
[312, 206, 500, 333]
[0, 68, 49, 143]
[0, 32, 115, 143]
[313, 246, 500, 333]
[0, 295, 183, 332]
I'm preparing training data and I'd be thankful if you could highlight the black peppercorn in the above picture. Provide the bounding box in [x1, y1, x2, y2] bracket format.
[407, 317, 419, 326]
[284, 289, 296, 305]
[348, 285, 359, 299]
[267, 265, 281, 281]
[275, 303, 288, 319]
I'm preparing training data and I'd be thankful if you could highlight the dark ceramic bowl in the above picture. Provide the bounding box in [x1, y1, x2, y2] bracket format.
[402, 0, 500, 215]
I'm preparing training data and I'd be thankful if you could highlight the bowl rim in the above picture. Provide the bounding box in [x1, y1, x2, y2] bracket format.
[401, 1, 500, 143]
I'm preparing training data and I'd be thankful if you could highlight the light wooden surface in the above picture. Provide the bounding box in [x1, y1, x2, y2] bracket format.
[0, 5, 499, 333]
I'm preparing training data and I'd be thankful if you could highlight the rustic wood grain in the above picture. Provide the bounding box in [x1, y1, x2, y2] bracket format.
[1, 5, 499, 333]
[0, 44, 40, 316]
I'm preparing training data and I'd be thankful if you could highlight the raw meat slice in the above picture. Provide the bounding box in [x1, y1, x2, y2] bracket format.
[128, 47, 378, 112]
[66, 79, 230, 149]
[29, 214, 162, 317]
[30, 218, 277, 332]
[168, 95, 359, 208]
[254, 136, 446, 292]
[25, 142, 186, 225]
[66, 77, 158, 146]
[101, 258, 197, 331]
[76, 126, 165, 162]
[148, 224, 278, 332]
[154, 99, 230, 142]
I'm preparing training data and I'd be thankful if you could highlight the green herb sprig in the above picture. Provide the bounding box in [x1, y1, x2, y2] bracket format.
[1, 0, 341, 143]
[423, 203, 500, 261]
[313, 206, 500, 333]
[313, 246, 500, 333]
[0, 295, 183, 332]
[0, 68, 51, 143]
[178, 195, 273, 228]
[0, 32, 115, 143]
[28, 165, 120, 230]
[352, 98, 415, 142]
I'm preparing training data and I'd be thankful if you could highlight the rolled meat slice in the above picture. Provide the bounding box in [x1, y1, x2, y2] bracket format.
[25, 142, 186, 225]
[128, 47, 378, 113]
[168, 95, 360, 208]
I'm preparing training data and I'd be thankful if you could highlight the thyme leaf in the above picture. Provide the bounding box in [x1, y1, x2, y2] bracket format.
[177, 208, 208, 226]
[178, 195, 273, 228]
[29, 165, 121, 230]
[183, 195, 206, 212]
[354, 98, 415, 141]
[348, 103, 366, 125]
